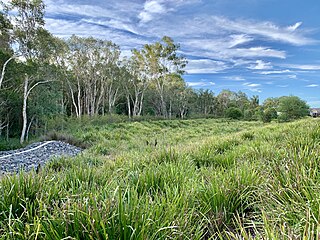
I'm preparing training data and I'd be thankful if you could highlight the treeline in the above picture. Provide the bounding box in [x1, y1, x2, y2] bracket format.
[0, 0, 309, 143]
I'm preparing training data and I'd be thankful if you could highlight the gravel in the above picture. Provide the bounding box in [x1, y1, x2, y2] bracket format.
[0, 141, 82, 174]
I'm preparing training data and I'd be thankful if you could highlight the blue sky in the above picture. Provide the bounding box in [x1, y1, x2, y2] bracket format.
[43, 0, 320, 106]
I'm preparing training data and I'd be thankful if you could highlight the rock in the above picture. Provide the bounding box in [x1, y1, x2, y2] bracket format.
[0, 141, 82, 174]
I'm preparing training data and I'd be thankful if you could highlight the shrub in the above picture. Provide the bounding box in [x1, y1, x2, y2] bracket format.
[261, 108, 277, 123]
[225, 107, 243, 120]
[277, 96, 309, 120]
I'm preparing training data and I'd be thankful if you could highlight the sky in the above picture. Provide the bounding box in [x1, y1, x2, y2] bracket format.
[43, 0, 320, 106]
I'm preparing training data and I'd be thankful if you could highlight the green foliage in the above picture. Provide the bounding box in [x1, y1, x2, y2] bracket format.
[277, 95, 309, 121]
[261, 107, 277, 123]
[225, 107, 243, 120]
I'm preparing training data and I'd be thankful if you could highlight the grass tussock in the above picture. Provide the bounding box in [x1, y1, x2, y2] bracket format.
[40, 131, 89, 149]
[0, 117, 320, 239]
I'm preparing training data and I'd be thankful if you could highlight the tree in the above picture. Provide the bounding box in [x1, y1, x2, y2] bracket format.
[225, 107, 243, 120]
[4, 0, 54, 143]
[250, 95, 259, 108]
[139, 36, 187, 118]
[262, 97, 279, 110]
[0, 9, 14, 90]
[277, 96, 309, 121]
[122, 49, 152, 118]
[261, 108, 277, 123]
[195, 89, 215, 115]
[66, 36, 121, 117]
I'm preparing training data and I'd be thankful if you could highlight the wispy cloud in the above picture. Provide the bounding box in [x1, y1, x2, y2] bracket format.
[243, 82, 262, 92]
[306, 84, 319, 88]
[212, 16, 315, 46]
[244, 83, 261, 88]
[186, 81, 216, 87]
[258, 69, 291, 75]
[45, 18, 148, 49]
[224, 76, 245, 81]
[186, 59, 229, 74]
[183, 38, 286, 60]
[284, 64, 320, 70]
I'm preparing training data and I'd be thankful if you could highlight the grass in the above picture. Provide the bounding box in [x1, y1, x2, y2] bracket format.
[0, 117, 320, 239]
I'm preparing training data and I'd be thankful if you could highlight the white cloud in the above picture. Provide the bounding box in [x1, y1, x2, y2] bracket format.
[287, 22, 302, 31]
[139, 1, 167, 23]
[258, 69, 291, 75]
[285, 64, 320, 70]
[45, 18, 148, 48]
[183, 39, 286, 60]
[248, 60, 273, 70]
[212, 16, 315, 46]
[187, 81, 216, 87]
[243, 83, 261, 87]
[186, 59, 229, 74]
[229, 34, 253, 48]
[224, 76, 245, 81]
[138, 0, 200, 23]
[288, 75, 297, 79]
[306, 84, 319, 88]
[243, 82, 262, 92]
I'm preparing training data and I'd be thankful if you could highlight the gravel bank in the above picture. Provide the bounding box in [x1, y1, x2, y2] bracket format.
[0, 141, 82, 173]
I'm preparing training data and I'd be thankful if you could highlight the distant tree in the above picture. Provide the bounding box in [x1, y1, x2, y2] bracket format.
[195, 89, 215, 115]
[262, 97, 279, 109]
[250, 95, 259, 108]
[225, 107, 243, 120]
[277, 96, 309, 121]
[261, 108, 277, 123]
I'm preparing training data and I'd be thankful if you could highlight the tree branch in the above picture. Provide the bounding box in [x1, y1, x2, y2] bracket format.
[0, 55, 15, 90]
[26, 80, 53, 97]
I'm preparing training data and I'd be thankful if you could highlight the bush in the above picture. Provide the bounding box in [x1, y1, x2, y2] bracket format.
[277, 96, 309, 120]
[261, 108, 277, 123]
[277, 112, 290, 122]
[225, 107, 243, 120]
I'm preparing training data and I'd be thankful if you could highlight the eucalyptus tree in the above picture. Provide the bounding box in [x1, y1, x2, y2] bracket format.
[66, 36, 121, 117]
[195, 89, 215, 115]
[166, 75, 192, 119]
[0, 10, 13, 90]
[3, 0, 54, 143]
[121, 49, 153, 118]
[138, 36, 187, 118]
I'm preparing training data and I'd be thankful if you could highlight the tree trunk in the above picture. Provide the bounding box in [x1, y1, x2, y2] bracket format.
[127, 95, 131, 119]
[20, 77, 28, 144]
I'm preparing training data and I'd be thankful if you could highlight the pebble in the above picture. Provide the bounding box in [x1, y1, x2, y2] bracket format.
[0, 141, 82, 174]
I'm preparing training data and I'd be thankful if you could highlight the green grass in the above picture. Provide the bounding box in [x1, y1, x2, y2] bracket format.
[0, 117, 320, 239]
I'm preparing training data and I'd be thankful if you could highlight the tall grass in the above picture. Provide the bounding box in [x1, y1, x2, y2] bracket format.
[0, 117, 319, 239]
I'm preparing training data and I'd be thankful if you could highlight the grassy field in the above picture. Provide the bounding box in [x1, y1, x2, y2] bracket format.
[0, 117, 320, 239]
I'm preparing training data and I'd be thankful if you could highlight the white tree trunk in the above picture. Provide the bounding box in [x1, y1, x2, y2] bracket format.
[20, 77, 28, 144]
[20, 78, 52, 144]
